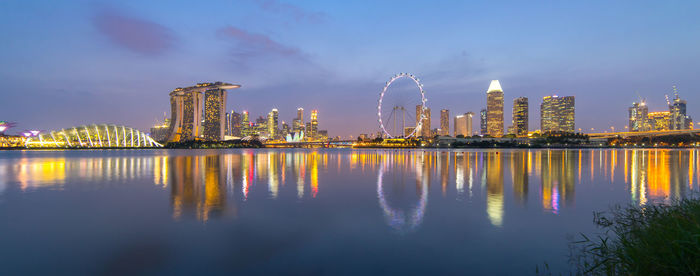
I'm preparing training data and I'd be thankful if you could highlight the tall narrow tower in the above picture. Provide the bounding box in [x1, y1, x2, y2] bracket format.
[512, 97, 528, 136]
[486, 80, 504, 137]
[440, 109, 449, 136]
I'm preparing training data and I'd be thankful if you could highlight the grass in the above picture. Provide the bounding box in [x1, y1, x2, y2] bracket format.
[567, 199, 700, 275]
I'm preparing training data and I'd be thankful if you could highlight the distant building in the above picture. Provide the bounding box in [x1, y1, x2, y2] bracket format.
[165, 82, 240, 142]
[486, 80, 504, 136]
[540, 95, 575, 133]
[480, 109, 488, 135]
[648, 111, 671, 131]
[230, 111, 242, 137]
[439, 109, 449, 136]
[267, 108, 279, 138]
[241, 111, 253, 136]
[281, 121, 290, 137]
[512, 97, 528, 136]
[415, 105, 431, 137]
[203, 88, 227, 141]
[628, 101, 649, 132]
[669, 87, 692, 130]
[454, 114, 468, 137]
[465, 112, 474, 136]
[310, 110, 318, 139]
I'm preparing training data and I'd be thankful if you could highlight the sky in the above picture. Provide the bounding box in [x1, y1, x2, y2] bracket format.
[1, 0, 699, 137]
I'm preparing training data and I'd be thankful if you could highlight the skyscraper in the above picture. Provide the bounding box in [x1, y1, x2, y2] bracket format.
[439, 109, 449, 136]
[203, 88, 227, 141]
[628, 101, 649, 132]
[293, 107, 305, 133]
[466, 112, 474, 136]
[648, 111, 671, 131]
[230, 111, 242, 137]
[512, 97, 528, 136]
[310, 110, 318, 139]
[241, 110, 251, 136]
[267, 108, 279, 138]
[540, 95, 575, 133]
[165, 82, 240, 142]
[454, 114, 468, 137]
[669, 87, 692, 130]
[486, 80, 504, 137]
[480, 109, 487, 135]
[415, 105, 431, 137]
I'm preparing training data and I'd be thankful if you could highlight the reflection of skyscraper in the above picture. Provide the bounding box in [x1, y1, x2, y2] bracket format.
[511, 151, 529, 205]
[485, 152, 504, 227]
[439, 109, 449, 136]
[540, 95, 575, 133]
[540, 150, 575, 213]
[170, 156, 227, 221]
[486, 80, 504, 137]
[512, 97, 528, 136]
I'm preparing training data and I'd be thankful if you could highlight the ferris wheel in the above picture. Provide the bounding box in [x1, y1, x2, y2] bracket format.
[377, 73, 427, 138]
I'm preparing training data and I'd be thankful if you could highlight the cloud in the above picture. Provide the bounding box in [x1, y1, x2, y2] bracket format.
[217, 26, 306, 65]
[93, 9, 175, 55]
[252, 0, 326, 24]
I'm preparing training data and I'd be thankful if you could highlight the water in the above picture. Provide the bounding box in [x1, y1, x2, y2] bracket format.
[0, 148, 697, 275]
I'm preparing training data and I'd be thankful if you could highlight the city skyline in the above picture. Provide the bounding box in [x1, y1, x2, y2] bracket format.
[1, 1, 699, 137]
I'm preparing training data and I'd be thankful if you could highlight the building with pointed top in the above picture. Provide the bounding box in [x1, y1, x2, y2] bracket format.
[486, 80, 504, 136]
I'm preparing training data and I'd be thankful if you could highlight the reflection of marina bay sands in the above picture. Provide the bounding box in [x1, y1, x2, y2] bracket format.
[164, 82, 241, 142]
[2, 150, 697, 224]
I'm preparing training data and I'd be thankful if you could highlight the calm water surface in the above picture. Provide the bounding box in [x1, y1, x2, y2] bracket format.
[0, 149, 698, 275]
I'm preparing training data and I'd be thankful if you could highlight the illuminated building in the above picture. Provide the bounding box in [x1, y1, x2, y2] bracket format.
[203, 88, 227, 141]
[281, 121, 290, 137]
[648, 111, 671, 131]
[415, 105, 431, 137]
[480, 109, 487, 135]
[512, 97, 528, 136]
[454, 114, 469, 137]
[308, 110, 319, 139]
[669, 87, 692, 130]
[486, 80, 504, 137]
[165, 82, 240, 142]
[230, 111, 242, 137]
[149, 118, 170, 142]
[24, 124, 162, 148]
[267, 108, 279, 138]
[293, 107, 305, 133]
[540, 95, 575, 133]
[439, 109, 449, 136]
[465, 111, 474, 136]
[628, 101, 649, 132]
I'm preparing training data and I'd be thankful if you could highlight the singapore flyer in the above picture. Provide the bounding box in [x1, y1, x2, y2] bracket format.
[377, 73, 427, 138]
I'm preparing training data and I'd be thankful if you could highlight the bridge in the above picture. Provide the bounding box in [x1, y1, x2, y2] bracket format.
[263, 140, 355, 148]
[588, 129, 700, 140]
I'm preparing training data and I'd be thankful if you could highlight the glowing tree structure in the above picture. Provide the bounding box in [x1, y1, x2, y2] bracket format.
[377, 73, 427, 138]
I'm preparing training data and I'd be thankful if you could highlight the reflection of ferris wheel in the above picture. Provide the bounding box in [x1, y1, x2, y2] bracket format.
[378, 73, 427, 138]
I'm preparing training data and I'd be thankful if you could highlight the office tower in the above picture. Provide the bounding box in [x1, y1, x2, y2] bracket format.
[305, 122, 312, 139]
[480, 109, 487, 135]
[540, 95, 575, 133]
[669, 87, 692, 130]
[203, 88, 227, 141]
[628, 101, 649, 132]
[454, 114, 468, 137]
[281, 121, 290, 137]
[439, 109, 450, 136]
[465, 112, 474, 136]
[241, 111, 251, 136]
[165, 82, 240, 142]
[310, 110, 319, 139]
[415, 105, 431, 137]
[512, 97, 528, 136]
[267, 108, 279, 138]
[486, 80, 504, 137]
[231, 111, 241, 137]
[293, 107, 305, 133]
[648, 111, 671, 131]
[225, 112, 231, 136]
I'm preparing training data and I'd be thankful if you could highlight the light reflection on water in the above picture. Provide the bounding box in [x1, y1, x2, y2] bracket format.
[0, 148, 698, 274]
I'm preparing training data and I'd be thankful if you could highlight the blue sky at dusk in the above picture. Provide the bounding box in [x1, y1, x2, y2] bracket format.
[1, 0, 699, 136]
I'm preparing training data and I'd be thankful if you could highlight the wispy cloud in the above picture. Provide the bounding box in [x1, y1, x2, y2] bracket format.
[217, 26, 306, 65]
[252, 0, 327, 24]
[93, 9, 176, 55]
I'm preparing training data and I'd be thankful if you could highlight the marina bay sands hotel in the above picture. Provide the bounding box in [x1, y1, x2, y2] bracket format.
[164, 82, 240, 142]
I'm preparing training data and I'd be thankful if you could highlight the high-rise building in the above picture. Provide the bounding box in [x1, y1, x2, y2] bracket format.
[480, 109, 487, 135]
[669, 87, 692, 130]
[230, 111, 242, 137]
[203, 88, 227, 141]
[454, 114, 468, 137]
[309, 110, 319, 139]
[281, 121, 290, 137]
[540, 95, 575, 133]
[439, 109, 449, 136]
[165, 82, 240, 142]
[293, 107, 305, 133]
[225, 112, 231, 136]
[241, 111, 252, 136]
[486, 80, 504, 137]
[415, 105, 431, 137]
[267, 108, 279, 138]
[628, 101, 649, 132]
[512, 97, 528, 136]
[466, 112, 474, 136]
[648, 111, 671, 131]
